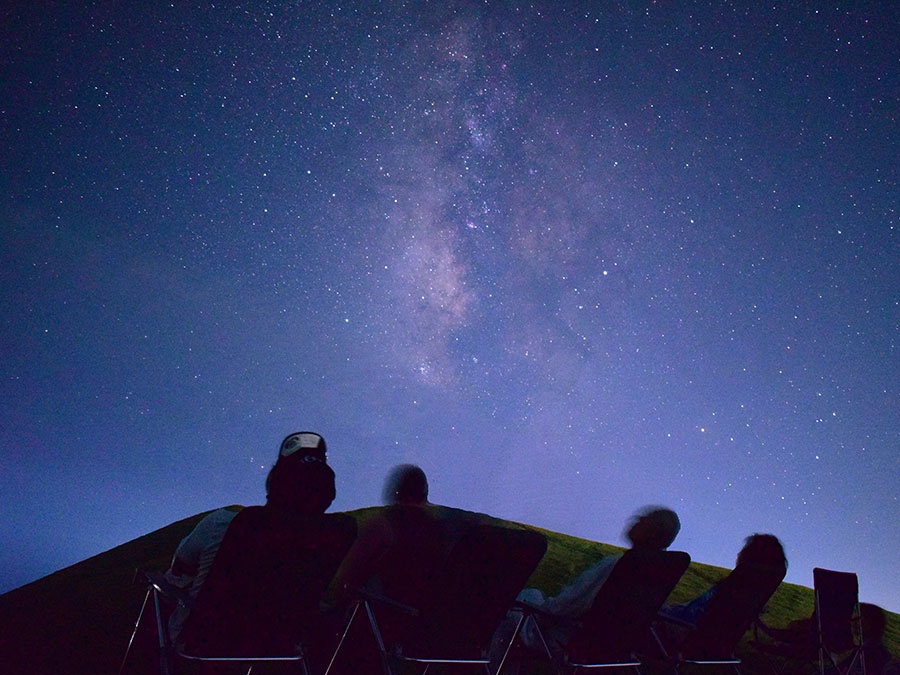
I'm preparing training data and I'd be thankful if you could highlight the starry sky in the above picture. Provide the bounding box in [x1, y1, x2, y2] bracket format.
[2, 2, 898, 611]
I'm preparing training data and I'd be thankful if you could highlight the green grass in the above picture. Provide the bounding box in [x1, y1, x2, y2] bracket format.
[514, 521, 899, 671]
[0, 505, 895, 673]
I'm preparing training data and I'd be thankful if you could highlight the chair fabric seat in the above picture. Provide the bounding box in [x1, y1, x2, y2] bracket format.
[180, 507, 356, 659]
[562, 549, 692, 667]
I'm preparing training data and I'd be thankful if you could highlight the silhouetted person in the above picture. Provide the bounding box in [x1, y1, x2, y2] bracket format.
[324, 463, 488, 608]
[321, 464, 493, 674]
[492, 506, 681, 666]
[382, 463, 429, 504]
[661, 533, 787, 625]
[165, 431, 331, 644]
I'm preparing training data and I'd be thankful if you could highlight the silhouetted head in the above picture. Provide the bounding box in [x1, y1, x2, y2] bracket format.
[735, 533, 787, 574]
[382, 464, 429, 505]
[265, 454, 335, 514]
[625, 506, 681, 550]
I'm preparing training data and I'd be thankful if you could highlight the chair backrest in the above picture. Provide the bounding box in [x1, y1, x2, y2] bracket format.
[681, 561, 786, 659]
[371, 504, 453, 609]
[813, 567, 860, 654]
[181, 508, 357, 657]
[370, 520, 546, 659]
[411, 525, 548, 657]
[566, 549, 691, 662]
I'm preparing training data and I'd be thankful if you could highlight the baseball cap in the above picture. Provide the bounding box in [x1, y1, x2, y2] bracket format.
[279, 431, 327, 461]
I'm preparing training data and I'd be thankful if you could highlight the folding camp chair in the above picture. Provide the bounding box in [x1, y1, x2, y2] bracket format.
[126, 508, 356, 674]
[518, 549, 691, 673]
[654, 560, 786, 673]
[339, 522, 547, 675]
[813, 568, 865, 675]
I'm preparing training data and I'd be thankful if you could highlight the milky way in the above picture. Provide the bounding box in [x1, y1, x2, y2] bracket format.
[2, 2, 898, 610]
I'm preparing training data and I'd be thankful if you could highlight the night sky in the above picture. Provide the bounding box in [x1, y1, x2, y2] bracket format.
[2, 2, 898, 611]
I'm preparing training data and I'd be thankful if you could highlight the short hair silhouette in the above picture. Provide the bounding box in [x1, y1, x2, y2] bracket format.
[625, 506, 681, 550]
[735, 533, 787, 573]
[382, 464, 428, 505]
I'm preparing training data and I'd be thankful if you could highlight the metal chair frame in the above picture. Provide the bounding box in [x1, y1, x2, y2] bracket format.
[813, 568, 866, 675]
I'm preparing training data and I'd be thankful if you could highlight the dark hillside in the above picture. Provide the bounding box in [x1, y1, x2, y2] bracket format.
[1, 507, 896, 673]
[0, 507, 239, 673]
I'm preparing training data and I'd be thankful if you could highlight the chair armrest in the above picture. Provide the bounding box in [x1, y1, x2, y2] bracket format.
[655, 610, 695, 629]
[141, 569, 192, 607]
[752, 616, 785, 640]
[513, 599, 580, 630]
[351, 586, 420, 617]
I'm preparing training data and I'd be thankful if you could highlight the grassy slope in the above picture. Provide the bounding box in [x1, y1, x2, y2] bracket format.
[519, 521, 900, 670]
[0, 506, 896, 673]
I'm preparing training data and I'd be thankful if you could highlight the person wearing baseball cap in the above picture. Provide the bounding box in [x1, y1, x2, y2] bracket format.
[164, 430, 333, 645]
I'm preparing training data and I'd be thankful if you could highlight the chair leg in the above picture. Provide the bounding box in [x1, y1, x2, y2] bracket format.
[119, 587, 151, 675]
[363, 601, 396, 675]
[495, 612, 527, 675]
[325, 601, 364, 675]
[840, 648, 865, 675]
[151, 588, 174, 675]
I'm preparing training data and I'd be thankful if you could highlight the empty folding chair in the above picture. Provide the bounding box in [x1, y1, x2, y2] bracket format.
[813, 568, 865, 675]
